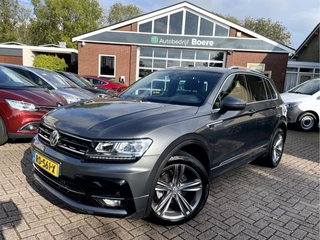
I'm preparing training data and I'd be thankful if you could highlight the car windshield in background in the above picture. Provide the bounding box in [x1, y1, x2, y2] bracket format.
[31, 68, 71, 88]
[289, 79, 320, 95]
[120, 70, 222, 106]
[0, 66, 38, 87]
[65, 73, 93, 87]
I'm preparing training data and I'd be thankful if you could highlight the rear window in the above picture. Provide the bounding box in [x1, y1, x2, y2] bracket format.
[245, 75, 268, 101]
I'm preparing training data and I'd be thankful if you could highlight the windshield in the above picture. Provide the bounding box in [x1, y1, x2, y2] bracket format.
[31, 68, 71, 88]
[64, 72, 93, 87]
[0, 66, 38, 87]
[289, 79, 320, 95]
[120, 70, 222, 106]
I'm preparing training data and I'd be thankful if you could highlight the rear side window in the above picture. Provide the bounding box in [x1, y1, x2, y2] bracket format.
[245, 75, 268, 102]
[264, 79, 277, 99]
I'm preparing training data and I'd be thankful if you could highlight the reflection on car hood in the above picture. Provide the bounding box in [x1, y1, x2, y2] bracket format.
[0, 88, 66, 106]
[42, 98, 198, 139]
[53, 88, 97, 99]
[280, 93, 312, 102]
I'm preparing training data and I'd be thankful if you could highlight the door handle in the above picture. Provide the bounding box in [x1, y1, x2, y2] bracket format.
[271, 105, 276, 109]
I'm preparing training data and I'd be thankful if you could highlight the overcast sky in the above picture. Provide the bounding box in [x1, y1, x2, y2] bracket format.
[21, 0, 320, 49]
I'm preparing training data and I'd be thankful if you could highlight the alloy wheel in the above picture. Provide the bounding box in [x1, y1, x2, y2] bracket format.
[151, 163, 203, 221]
[272, 133, 284, 164]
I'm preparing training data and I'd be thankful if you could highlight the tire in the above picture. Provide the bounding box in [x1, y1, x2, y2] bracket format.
[257, 128, 284, 168]
[0, 116, 8, 146]
[298, 113, 317, 131]
[148, 151, 209, 225]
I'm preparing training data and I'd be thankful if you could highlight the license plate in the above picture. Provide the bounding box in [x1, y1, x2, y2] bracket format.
[34, 152, 59, 177]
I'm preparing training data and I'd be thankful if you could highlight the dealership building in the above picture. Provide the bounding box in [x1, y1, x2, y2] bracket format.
[73, 1, 294, 92]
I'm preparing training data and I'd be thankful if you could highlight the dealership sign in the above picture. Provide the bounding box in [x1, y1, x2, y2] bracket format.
[81, 31, 287, 52]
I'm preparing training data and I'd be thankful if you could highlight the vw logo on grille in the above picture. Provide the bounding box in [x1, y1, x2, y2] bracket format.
[49, 130, 60, 147]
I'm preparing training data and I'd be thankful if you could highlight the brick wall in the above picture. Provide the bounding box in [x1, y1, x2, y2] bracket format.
[0, 55, 22, 65]
[116, 23, 138, 32]
[229, 27, 254, 38]
[226, 51, 289, 92]
[78, 42, 137, 86]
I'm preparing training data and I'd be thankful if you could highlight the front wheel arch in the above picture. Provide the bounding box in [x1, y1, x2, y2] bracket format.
[144, 134, 211, 218]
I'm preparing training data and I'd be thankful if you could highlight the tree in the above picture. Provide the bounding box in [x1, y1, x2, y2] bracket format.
[242, 17, 291, 45]
[0, 0, 31, 43]
[28, 0, 104, 48]
[212, 13, 291, 45]
[107, 2, 143, 25]
[33, 54, 68, 71]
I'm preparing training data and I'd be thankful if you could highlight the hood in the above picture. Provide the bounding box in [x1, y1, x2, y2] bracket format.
[280, 92, 312, 103]
[0, 87, 67, 106]
[54, 88, 97, 99]
[43, 98, 198, 139]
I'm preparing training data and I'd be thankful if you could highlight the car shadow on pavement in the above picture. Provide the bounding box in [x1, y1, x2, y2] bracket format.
[0, 200, 21, 240]
[20, 147, 76, 214]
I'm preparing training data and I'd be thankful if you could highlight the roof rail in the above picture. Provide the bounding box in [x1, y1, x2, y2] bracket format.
[228, 66, 261, 73]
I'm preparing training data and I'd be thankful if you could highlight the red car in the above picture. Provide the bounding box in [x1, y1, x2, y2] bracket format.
[82, 76, 127, 93]
[0, 66, 67, 145]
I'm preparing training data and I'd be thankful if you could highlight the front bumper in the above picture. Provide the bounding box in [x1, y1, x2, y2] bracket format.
[286, 106, 303, 123]
[31, 135, 160, 219]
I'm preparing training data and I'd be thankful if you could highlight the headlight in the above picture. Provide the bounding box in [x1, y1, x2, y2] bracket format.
[61, 95, 81, 104]
[285, 101, 301, 108]
[86, 139, 153, 161]
[5, 99, 37, 111]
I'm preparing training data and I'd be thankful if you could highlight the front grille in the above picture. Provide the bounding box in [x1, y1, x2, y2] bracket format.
[38, 123, 92, 157]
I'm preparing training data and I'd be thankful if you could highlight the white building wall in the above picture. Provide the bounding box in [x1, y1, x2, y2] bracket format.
[22, 48, 35, 66]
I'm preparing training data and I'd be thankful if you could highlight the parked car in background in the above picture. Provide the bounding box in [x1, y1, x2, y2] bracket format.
[0, 64, 97, 104]
[281, 78, 320, 131]
[82, 76, 127, 93]
[0, 66, 67, 145]
[56, 71, 117, 98]
[31, 67, 287, 224]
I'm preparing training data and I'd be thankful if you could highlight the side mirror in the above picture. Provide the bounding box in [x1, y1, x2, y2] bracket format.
[219, 96, 246, 114]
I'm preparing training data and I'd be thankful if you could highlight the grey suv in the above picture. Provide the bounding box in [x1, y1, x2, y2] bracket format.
[31, 67, 287, 224]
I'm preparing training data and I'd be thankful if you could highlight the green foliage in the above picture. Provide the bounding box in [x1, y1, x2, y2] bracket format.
[212, 12, 291, 45]
[242, 17, 291, 45]
[107, 2, 143, 25]
[28, 0, 104, 48]
[0, 0, 31, 43]
[33, 54, 68, 71]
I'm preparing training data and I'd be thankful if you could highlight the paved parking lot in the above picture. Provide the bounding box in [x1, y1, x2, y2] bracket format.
[0, 129, 319, 240]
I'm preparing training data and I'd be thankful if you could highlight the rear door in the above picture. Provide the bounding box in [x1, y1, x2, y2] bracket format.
[245, 74, 280, 155]
[205, 74, 257, 173]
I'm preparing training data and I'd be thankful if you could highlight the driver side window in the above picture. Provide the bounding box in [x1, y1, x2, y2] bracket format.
[214, 74, 250, 109]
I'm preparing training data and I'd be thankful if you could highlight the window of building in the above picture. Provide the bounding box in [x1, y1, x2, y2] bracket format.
[215, 24, 229, 36]
[184, 11, 199, 35]
[139, 21, 152, 33]
[154, 16, 168, 34]
[138, 9, 229, 37]
[200, 18, 213, 36]
[138, 47, 225, 78]
[169, 11, 183, 34]
[99, 55, 115, 77]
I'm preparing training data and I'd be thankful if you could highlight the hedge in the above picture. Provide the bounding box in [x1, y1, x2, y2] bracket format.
[33, 54, 68, 71]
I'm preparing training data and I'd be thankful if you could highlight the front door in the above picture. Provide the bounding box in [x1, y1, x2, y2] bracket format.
[204, 74, 257, 175]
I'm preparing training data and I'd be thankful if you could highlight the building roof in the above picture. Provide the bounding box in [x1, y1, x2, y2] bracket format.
[0, 42, 27, 46]
[291, 23, 320, 59]
[73, 1, 294, 54]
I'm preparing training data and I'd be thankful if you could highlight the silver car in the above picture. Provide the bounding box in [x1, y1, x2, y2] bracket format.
[281, 79, 320, 131]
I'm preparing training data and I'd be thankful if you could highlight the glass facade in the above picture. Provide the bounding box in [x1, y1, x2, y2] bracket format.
[138, 10, 229, 37]
[139, 47, 225, 78]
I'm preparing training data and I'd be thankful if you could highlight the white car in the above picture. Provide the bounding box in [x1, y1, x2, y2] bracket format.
[281, 79, 320, 131]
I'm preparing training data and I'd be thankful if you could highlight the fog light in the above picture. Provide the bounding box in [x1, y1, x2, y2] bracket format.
[102, 198, 121, 207]
[20, 123, 40, 131]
